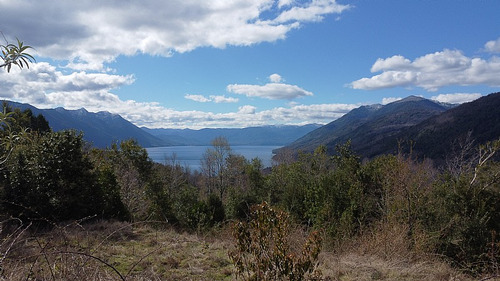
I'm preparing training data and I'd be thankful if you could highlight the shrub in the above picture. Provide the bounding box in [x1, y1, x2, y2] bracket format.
[229, 202, 322, 280]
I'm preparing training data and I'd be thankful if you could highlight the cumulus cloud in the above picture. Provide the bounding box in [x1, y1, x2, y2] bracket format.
[269, 73, 283, 83]
[431, 93, 482, 104]
[227, 81, 313, 100]
[0, 62, 134, 106]
[351, 45, 500, 91]
[0, 0, 349, 71]
[185, 94, 239, 103]
[238, 105, 257, 114]
[485, 38, 500, 53]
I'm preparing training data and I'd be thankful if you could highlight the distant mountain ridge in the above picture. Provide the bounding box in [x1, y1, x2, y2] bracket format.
[3, 101, 320, 148]
[142, 124, 321, 146]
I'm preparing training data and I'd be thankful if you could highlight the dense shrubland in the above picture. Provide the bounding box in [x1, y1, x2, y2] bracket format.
[1, 104, 500, 279]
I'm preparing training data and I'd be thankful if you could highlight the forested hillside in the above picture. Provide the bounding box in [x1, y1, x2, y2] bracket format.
[370, 92, 500, 162]
[277, 96, 451, 157]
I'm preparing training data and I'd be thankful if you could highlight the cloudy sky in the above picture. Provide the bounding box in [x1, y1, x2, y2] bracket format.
[0, 0, 499, 129]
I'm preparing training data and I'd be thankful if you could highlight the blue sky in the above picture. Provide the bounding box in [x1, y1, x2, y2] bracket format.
[1, 0, 499, 129]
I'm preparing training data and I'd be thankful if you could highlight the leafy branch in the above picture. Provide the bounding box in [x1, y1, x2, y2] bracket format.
[0, 32, 35, 72]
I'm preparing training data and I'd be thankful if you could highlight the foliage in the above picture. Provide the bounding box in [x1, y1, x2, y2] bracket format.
[0, 103, 50, 167]
[0, 36, 35, 72]
[229, 202, 322, 281]
[171, 186, 225, 231]
[1, 130, 107, 221]
[427, 139, 500, 274]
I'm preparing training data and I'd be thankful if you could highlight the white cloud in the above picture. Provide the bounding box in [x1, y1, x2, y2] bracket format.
[210, 95, 239, 103]
[351, 45, 500, 91]
[371, 55, 412, 72]
[278, 0, 294, 8]
[269, 73, 283, 83]
[431, 93, 482, 104]
[485, 37, 500, 53]
[0, 62, 134, 105]
[185, 94, 239, 103]
[185, 94, 211, 102]
[227, 82, 313, 100]
[238, 105, 257, 114]
[273, 0, 351, 24]
[0, 0, 349, 71]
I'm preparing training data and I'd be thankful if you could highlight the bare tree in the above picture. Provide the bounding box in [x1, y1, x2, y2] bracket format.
[201, 136, 232, 199]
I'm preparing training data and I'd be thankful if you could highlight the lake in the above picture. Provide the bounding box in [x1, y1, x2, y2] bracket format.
[146, 145, 282, 170]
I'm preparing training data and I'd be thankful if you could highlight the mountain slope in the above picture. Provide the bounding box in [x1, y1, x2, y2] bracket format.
[369, 92, 500, 161]
[280, 104, 380, 153]
[278, 96, 450, 156]
[5, 101, 168, 148]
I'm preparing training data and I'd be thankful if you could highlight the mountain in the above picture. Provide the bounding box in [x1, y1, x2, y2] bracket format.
[4, 101, 168, 148]
[142, 124, 321, 146]
[3, 101, 320, 148]
[277, 96, 451, 157]
[368, 92, 500, 162]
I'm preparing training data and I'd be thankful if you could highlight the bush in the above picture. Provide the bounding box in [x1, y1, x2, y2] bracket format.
[229, 202, 322, 280]
[2, 130, 107, 222]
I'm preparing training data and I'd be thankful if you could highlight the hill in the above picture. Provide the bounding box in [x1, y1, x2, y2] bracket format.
[277, 96, 450, 156]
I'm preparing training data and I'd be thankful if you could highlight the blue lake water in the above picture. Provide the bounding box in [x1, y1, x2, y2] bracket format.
[146, 146, 282, 170]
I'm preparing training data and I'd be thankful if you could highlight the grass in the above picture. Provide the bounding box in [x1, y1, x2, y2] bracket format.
[0, 220, 494, 280]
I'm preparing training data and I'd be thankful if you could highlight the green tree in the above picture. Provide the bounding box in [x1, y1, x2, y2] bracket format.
[108, 139, 154, 221]
[2, 130, 105, 221]
[429, 139, 500, 273]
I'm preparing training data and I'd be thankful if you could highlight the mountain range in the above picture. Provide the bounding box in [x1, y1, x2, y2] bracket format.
[142, 125, 321, 146]
[5, 92, 500, 164]
[3, 101, 319, 148]
[278, 92, 500, 164]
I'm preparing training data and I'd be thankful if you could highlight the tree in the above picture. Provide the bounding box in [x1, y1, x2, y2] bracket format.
[201, 136, 232, 199]
[2, 130, 106, 221]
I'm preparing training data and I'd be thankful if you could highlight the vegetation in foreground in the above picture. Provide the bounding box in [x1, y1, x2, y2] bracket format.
[1, 100, 500, 279]
[0, 220, 473, 280]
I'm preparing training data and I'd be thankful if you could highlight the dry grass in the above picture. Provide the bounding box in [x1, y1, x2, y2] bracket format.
[0, 219, 492, 280]
[316, 221, 473, 281]
[1, 221, 234, 280]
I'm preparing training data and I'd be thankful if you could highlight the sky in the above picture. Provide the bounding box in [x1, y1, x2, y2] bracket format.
[0, 0, 499, 129]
